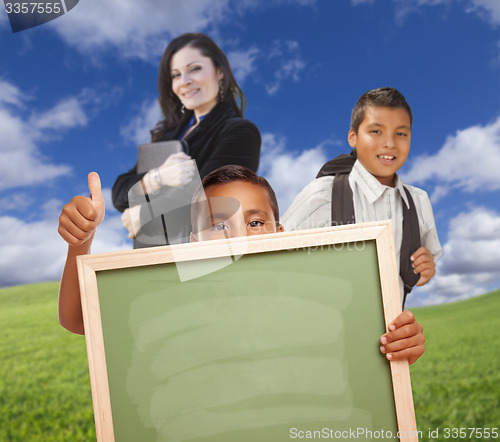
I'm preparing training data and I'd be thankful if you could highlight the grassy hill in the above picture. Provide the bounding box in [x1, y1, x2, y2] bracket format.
[0, 282, 94, 441]
[0, 282, 498, 441]
[411, 290, 500, 440]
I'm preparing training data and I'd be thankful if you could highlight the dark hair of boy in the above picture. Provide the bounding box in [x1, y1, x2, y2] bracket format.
[191, 165, 280, 232]
[351, 87, 413, 133]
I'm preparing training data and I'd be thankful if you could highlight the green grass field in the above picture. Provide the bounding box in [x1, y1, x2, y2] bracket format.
[0, 282, 498, 441]
[411, 289, 500, 441]
[0, 283, 95, 441]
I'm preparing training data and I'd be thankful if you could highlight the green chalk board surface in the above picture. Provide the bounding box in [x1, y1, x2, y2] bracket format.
[96, 241, 396, 441]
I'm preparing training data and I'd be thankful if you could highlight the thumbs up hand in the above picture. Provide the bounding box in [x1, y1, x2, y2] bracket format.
[58, 172, 105, 247]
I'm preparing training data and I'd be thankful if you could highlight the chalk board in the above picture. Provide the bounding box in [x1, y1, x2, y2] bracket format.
[77, 221, 418, 441]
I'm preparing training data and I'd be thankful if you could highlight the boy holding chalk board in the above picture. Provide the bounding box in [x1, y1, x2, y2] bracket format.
[282, 87, 442, 309]
[57, 165, 426, 364]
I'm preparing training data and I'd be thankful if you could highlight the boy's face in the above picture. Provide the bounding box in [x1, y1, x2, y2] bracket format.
[348, 106, 411, 187]
[191, 180, 284, 242]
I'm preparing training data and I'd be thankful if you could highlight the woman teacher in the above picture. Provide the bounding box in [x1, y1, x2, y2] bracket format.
[112, 33, 261, 247]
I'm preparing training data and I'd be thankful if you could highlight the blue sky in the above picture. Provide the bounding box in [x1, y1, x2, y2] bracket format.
[0, 0, 499, 306]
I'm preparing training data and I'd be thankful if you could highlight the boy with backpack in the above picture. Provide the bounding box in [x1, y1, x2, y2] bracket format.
[282, 87, 442, 307]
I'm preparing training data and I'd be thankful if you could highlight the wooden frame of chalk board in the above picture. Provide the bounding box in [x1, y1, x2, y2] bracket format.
[77, 220, 418, 442]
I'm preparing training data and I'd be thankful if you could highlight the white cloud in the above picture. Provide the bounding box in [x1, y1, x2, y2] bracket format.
[0, 192, 34, 212]
[49, 0, 235, 60]
[227, 47, 261, 84]
[392, 0, 452, 24]
[0, 215, 67, 287]
[0, 105, 71, 191]
[286, 0, 317, 4]
[0, 80, 120, 191]
[0, 79, 24, 106]
[92, 211, 132, 255]
[258, 132, 329, 213]
[0, 189, 131, 287]
[46, 2, 311, 96]
[353, 0, 500, 26]
[47, 1, 317, 60]
[428, 185, 450, 203]
[77, 86, 123, 119]
[408, 207, 500, 306]
[0, 9, 8, 28]
[32, 97, 87, 130]
[401, 116, 500, 201]
[120, 99, 162, 146]
[264, 40, 306, 95]
[467, 0, 500, 26]
[409, 272, 498, 307]
[227, 40, 305, 94]
[440, 207, 500, 273]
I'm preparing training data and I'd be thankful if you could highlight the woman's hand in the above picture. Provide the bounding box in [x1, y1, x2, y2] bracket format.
[152, 152, 196, 189]
[58, 172, 105, 246]
[121, 206, 143, 239]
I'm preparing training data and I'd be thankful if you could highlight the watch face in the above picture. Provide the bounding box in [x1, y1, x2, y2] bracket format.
[153, 171, 161, 185]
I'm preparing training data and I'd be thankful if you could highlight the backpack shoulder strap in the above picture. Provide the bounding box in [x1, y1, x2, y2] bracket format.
[400, 186, 421, 309]
[331, 173, 355, 226]
[315, 149, 357, 226]
[316, 149, 357, 178]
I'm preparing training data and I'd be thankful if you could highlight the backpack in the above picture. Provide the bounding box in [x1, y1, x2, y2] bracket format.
[316, 149, 420, 309]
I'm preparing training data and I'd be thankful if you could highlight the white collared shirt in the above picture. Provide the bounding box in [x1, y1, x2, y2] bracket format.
[281, 160, 442, 299]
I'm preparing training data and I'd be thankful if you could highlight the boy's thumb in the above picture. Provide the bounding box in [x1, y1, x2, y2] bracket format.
[88, 172, 104, 203]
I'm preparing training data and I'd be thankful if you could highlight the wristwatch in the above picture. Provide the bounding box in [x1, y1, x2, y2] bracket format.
[151, 169, 161, 186]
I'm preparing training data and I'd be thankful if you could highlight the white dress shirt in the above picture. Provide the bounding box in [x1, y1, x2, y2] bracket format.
[281, 160, 442, 300]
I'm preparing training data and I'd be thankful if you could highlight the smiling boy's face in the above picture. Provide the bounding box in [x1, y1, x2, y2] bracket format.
[191, 180, 284, 242]
[348, 106, 411, 187]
